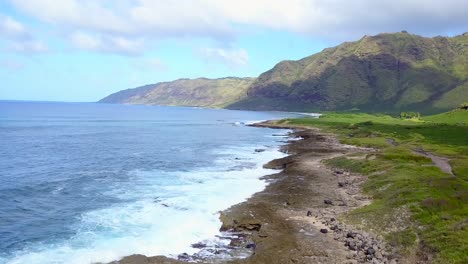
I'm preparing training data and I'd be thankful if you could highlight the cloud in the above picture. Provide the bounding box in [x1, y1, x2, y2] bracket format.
[200, 47, 249, 67]
[70, 31, 144, 55]
[10, 0, 131, 34]
[209, 0, 468, 38]
[0, 59, 24, 70]
[9, 0, 234, 38]
[11, 40, 47, 53]
[7, 0, 468, 54]
[132, 58, 168, 72]
[10, 0, 468, 37]
[0, 14, 47, 53]
[0, 15, 29, 39]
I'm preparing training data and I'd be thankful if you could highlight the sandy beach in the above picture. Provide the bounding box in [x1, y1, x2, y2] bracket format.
[112, 122, 400, 264]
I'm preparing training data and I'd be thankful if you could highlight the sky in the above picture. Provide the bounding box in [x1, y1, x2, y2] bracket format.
[0, 0, 467, 102]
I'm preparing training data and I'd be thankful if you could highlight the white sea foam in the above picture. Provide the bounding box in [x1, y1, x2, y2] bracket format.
[295, 112, 322, 117]
[287, 136, 303, 141]
[243, 120, 267, 125]
[5, 142, 289, 264]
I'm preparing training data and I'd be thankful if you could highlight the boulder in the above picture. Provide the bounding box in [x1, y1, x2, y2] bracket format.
[178, 253, 190, 260]
[191, 242, 206, 249]
[366, 247, 376, 255]
[245, 243, 256, 250]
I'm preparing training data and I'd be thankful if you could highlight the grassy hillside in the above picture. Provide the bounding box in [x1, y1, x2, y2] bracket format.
[272, 110, 468, 263]
[422, 109, 468, 125]
[99, 77, 255, 108]
[228, 32, 468, 113]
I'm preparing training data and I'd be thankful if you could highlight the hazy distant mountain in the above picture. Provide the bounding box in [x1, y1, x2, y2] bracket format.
[101, 32, 467, 113]
[99, 77, 255, 108]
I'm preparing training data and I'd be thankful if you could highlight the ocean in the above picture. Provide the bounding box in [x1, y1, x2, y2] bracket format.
[0, 101, 298, 264]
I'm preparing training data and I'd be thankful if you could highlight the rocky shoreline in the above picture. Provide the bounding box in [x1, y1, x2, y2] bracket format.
[112, 122, 401, 264]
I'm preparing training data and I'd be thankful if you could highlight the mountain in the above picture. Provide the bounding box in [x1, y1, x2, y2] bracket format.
[99, 77, 255, 108]
[100, 32, 467, 113]
[228, 32, 468, 113]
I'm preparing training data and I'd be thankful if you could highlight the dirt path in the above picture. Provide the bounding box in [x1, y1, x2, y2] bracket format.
[386, 137, 454, 176]
[412, 148, 453, 175]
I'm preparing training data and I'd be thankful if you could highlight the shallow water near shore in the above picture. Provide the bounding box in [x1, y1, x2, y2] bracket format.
[0, 101, 297, 264]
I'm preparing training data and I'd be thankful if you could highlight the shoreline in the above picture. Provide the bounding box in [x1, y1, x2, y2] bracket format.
[112, 122, 400, 264]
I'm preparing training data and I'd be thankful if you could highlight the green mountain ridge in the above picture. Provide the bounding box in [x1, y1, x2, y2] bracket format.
[100, 32, 468, 113]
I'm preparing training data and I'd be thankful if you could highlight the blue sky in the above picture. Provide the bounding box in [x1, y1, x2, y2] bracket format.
[0, 0, 467, 102]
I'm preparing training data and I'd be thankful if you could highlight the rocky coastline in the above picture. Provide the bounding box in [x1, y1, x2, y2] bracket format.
[112, 122, 401, 264]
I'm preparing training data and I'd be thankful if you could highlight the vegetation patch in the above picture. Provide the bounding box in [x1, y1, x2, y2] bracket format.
[288, 110, 468, 263]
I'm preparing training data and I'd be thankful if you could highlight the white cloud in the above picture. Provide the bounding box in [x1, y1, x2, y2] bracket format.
[200, 47, 249, 67]
[132, 58, 168, 72]
[0, 15, 29, 39]
[0, 15, 47, 53]
[210, 0, 468, 38]
[10, 0, 468, 37]
[110, 36, 144, 55]
[11, 40, 47, 53]
[70, 31, 144, 55]
[129, 0, 234, 38]
[10, 0, 131, 34]
[7, 0, 468, 54]
[70, 31, 101, 50]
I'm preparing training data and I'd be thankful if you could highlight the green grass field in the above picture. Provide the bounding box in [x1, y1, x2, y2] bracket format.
[278, 110, 468, 263]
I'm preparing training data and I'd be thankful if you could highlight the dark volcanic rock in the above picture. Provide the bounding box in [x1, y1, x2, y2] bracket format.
[367, 247, 376, 255]
[320, 228, 328, 234]
[245, 243, 256, 250]
[191, 242, 207, 249]
[178, 253, 190, 260]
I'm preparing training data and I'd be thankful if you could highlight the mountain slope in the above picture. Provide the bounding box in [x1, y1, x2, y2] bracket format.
[228, 32, 468, 113]
[99, 77, 255, 108]
[100, 32, 467, 113]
